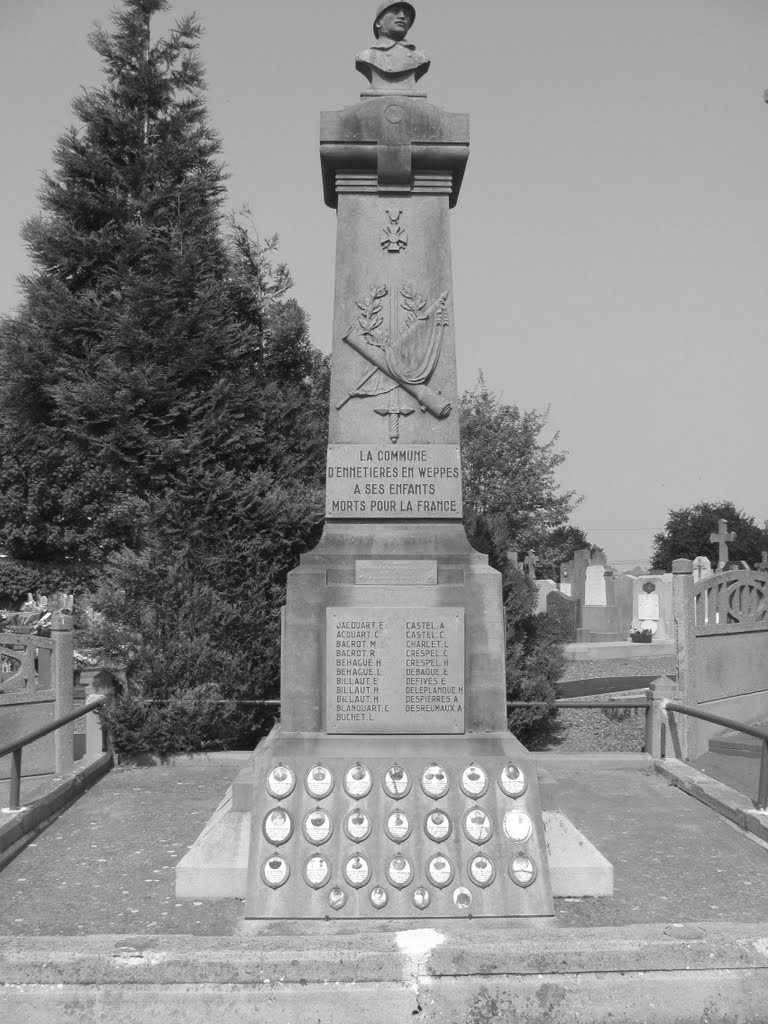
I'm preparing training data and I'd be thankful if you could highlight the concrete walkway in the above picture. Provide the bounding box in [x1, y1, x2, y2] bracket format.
[2, 755, 768, 1023]
[1, 754, 767, 934]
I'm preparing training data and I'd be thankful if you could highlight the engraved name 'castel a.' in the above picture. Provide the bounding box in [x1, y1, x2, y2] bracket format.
[337, 282, 451, 443]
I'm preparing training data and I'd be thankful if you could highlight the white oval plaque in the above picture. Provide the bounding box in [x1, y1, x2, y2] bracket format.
[382, 764, 411, 799]
[262, 855, 290, 889]
[370, 885, 388, 909]
[503, 809, 533, 844]
[452, 886, 473, 910]
[463, 807, 494, 845]
[385, 810, 412, 843]
[424, 810, 452, 843]
[344, 808, 372, 843]
[343, 762, 373, 799]
[509, 853, 537, 888]
[460, 764, 488, 799]
[420, 763, 450, 799]
[305, 765, 334, 799]
[266, 764, 295, 800]
[468, 854, 495, 889]
[262, 808, 293, 846]
[499, 763, 527, 798]
[303, 807, 333, 846]
[426, 854, 454, 889]
[304, 854, 331, 889]
[328, 886, 347, 911]
[387, 854, 413, 889]
[413, 886, 431, 910]
[344, 854, 371, 889]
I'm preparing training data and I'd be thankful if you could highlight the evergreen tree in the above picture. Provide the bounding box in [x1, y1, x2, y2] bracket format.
[0, 0, 329, 752]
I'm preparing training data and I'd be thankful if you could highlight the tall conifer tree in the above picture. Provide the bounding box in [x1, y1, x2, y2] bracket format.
[0, 0, 328, 750]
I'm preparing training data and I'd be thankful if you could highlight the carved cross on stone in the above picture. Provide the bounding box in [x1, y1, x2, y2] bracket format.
[524, 551, 538, 580]
[709, 518, 736, 570]
[755, 551, 768, 571]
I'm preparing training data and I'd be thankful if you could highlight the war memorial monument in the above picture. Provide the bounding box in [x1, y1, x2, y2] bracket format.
[178, 1, 608, 922]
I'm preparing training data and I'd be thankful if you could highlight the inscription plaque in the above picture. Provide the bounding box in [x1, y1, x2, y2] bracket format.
[355, 560, 438, 586]
[326, 444, 462, 519]
[326, 607, 465, 734]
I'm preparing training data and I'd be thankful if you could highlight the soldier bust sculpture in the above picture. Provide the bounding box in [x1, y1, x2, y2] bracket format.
[355, 2, 430, 94]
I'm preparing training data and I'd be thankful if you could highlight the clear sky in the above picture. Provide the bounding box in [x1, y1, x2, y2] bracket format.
[2, 1, 767, 570]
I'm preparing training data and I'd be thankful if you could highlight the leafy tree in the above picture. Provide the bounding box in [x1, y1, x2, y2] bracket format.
[650, 501, 768, 571]
[459, 375, 582, 566]
[459, 377, 581, 748]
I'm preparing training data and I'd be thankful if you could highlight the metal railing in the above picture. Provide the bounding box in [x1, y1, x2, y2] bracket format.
[0, 697, 106, 811]
[665, 701, 768, 811]
[508, 699, 649, 710]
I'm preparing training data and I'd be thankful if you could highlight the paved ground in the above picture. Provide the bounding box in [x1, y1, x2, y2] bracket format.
[0, 757, 767, 935]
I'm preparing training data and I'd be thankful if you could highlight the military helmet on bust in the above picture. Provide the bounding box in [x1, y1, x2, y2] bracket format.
[373, 2, 416, 39]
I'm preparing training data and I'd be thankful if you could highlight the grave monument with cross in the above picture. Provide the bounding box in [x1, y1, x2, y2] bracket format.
[710, 518, 736, 571]
[177, 2, 609, 922]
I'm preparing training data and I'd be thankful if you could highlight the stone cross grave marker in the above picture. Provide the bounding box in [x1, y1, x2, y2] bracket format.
[709, 518, 735, 570]
[523, 550, 538, 579]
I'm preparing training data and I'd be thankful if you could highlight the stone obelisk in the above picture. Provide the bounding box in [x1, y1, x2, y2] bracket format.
[178, 3, 562, 922]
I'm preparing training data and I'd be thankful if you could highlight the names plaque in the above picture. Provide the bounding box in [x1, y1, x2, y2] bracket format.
[326, 607, 465, 734]
[326, 444, 462, 519]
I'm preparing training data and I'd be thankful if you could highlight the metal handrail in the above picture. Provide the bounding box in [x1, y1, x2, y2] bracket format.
[508, 700, 649, 709]
[0, 696, 106, 811]
[664, 701, 768, 811]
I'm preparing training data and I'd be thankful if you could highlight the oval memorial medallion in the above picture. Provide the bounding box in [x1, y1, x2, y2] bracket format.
[370, 885, 388, 909]
[262, 808, 293, 846]
[305, 765, 334, 799]
[424, 809, 452, 843]
[468, 854, 495, 888]
[499, 763, 527, 799]
[262, 855, 290, 889]
[463, 807, 494, 845]
[385, 810, 412, 843]
[304, 854, 331, 889]
[452, 886, 473, 910]
[343, 762, 373, 799]
[413, 886, 431, 910]
[509, 853, 537, 888]
[382, 764, 411, 799]
[328, 886, 347, 911]
[426, 854, 454, 889]
[266, 764, 296, 800]
[387, 854, 413, 889]
[460, 764, 488, 799]
[503, 809, 533, 844]
[344, 808, 372, 843]
[420, 763, 450, 799]
[303, 807, 333, 846]
[344, 854, 371, 889]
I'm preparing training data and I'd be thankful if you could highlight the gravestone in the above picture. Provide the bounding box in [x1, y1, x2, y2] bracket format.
[579, 555, 622, 642]
[546, 589, 578, 641]
[709, 519, 735, 571]
[613, 572, 637, 639]
[534, 580, 557, 615]
[631, 574, 673, 640]
[175, 3, 601, 921]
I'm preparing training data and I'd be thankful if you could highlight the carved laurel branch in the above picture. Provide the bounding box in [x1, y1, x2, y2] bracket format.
[400, 284, 428, 330]
[356, 285, 388, 338]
